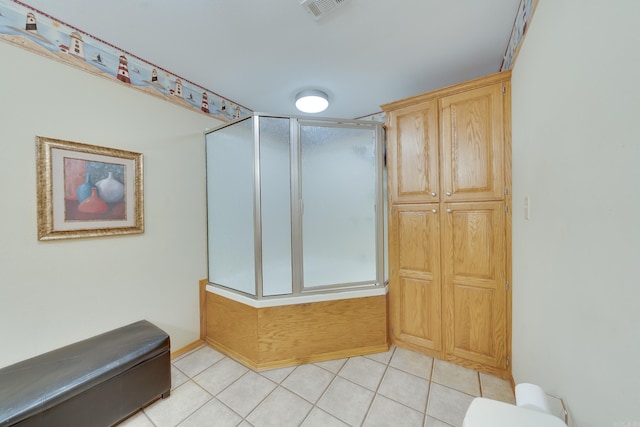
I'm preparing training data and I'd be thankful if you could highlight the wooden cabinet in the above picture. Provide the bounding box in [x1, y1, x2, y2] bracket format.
[440, 84, 505, 202]
[389, 204, 442, 352]
[442, 201, 507, 370]
[383, 72, 511, 378]
[387, 100, 439, 204]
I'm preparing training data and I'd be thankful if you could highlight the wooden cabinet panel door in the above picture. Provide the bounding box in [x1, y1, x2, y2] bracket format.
[440, 83, 505, 202]
[389, 204, 442, 353]
[387, 100, 439, 204]
[442, 201, 506, 371]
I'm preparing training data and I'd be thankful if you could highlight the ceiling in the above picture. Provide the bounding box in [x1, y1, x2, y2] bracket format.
[20, 0, 521, 119]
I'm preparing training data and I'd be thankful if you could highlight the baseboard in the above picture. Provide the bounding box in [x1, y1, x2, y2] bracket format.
[170, 340, 204, 359]
[206, 336, 389, 371]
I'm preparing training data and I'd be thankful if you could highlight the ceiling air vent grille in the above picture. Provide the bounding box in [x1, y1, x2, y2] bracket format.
[301, 0, 350, 20]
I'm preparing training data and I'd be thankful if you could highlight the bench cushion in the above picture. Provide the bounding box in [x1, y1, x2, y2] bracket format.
[0, 320, 170, 426]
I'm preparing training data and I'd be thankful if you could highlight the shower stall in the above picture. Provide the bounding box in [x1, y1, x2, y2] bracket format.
[205, 114, 386, 299]
[202, 114, 389, 369]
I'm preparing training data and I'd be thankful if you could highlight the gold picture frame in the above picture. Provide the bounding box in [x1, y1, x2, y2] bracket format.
[36, 136, 144, 240]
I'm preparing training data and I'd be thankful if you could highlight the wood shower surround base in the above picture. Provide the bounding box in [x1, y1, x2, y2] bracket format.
[200, 280, 389, 371]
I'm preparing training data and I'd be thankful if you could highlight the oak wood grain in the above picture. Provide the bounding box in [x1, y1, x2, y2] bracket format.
[204, 292, 389, 370]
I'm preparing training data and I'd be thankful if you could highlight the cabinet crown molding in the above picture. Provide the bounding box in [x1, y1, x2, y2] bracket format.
[381, 70, 511, 112]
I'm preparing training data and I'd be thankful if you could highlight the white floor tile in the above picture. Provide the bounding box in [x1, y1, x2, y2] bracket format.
[432, 360, 480, 397]
[246, 386, 313, 427]
[338, 356, 387, 392]
[116, 411, 154, 427]
[171, 345, 206, 362]
[144, 381, 212, 427]
[300, 408, 349, 427]
[363, 394, 424, 427]
[159, 344, 490, 427]
[178, 398, 242, 427]
[282, 363, 335, 403]
[389, 347, 434, 379]
[172, 346, 225, 378]
[193, 357, 248, 396]
[378, 367, 429, 412]
[260, 365, 296, 383]
[317, 377, 375, 426]
[479, 372, 515, 404]
[426, 383, 474, 427]
[363, 345, 396, 365]
[171, 365, 189, 390]
[425, 415, 454, 427]
[314, 358, 348, 374]
[216, 371, 277, 417]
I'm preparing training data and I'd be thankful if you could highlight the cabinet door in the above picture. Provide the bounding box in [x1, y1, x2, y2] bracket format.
[389, 204, 442, 353]
[442, 201, 507, 371]
[440, 83, 505, 202]
[387, 100, 439, 204]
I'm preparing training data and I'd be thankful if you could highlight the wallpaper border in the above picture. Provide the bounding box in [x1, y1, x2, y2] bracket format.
[501, 0, 539, 71]
[0, 0, 252, 122]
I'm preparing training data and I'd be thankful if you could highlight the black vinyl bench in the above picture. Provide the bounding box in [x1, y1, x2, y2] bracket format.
[0, 320, 171, 427]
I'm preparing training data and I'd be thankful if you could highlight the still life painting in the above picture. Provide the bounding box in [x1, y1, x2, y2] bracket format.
[36, 136, 144, 240]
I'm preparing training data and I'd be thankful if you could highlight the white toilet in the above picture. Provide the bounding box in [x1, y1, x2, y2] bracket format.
[463, 397, 567, 427]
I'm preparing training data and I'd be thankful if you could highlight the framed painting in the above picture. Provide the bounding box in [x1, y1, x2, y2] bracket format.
[36, 136, 144, 240]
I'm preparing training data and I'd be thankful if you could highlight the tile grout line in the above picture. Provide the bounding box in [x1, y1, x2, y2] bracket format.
[174, 379, 216, 426]
[192, 363, 252, 424]
[171, 363, 190, 385]
[310, 353, 388, 427]
[359, 346, 438, 425]
[273, 362, 340, 418]
[141, 345, 503, 427]
[359, 355, 393, 426]
[236, 360, 342, 426]
[361, 346, 423, 426]
[242, 380, 312, 427]
[142, 378, 213, 427]
[245, 362, 346, 427]
[172, 346, 225, 379]
[423, 356, 436, 425]
[232, 370, 278, 424]
[311, 366, 342, 423]
[141, 409, 157, 427]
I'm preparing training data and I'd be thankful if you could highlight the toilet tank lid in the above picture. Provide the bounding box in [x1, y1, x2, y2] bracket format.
[463, 398, 566, 427]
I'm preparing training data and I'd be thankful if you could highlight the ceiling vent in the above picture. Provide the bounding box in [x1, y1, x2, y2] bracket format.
[301, 0, 351, 20]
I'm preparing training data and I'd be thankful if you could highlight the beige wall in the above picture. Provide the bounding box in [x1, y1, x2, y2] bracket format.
[0, 41, 223, 368]
[511, 1, 640, 425]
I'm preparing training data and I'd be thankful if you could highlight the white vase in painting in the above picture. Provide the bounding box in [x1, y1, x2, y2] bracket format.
[95, 172, 125, 203]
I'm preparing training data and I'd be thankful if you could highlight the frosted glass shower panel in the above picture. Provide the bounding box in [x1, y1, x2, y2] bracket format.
[300, 124, 377, 288]
[206, 118, 256, 295]
[259, 117, 293, 296]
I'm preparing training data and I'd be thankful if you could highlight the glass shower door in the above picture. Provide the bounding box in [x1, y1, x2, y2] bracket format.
[299, 123, 378, 289]
[259, 117, 293, 296]
[206, 118, 256, 296]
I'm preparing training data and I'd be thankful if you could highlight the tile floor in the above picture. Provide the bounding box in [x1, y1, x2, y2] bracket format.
[118, 345, 516, 427]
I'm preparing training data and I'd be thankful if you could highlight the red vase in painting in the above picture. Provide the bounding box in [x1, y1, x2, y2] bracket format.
[78, 188, 108, 214]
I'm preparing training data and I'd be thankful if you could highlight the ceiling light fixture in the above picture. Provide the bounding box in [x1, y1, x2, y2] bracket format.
[295, 89, 329, 113]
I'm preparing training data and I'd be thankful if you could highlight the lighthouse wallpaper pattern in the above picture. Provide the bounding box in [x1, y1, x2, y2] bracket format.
[0, 0, 251, 121]
[500, 0, 538, 70]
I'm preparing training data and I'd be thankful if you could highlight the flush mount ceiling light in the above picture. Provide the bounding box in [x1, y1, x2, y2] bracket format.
[295, 89, 329, 113]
